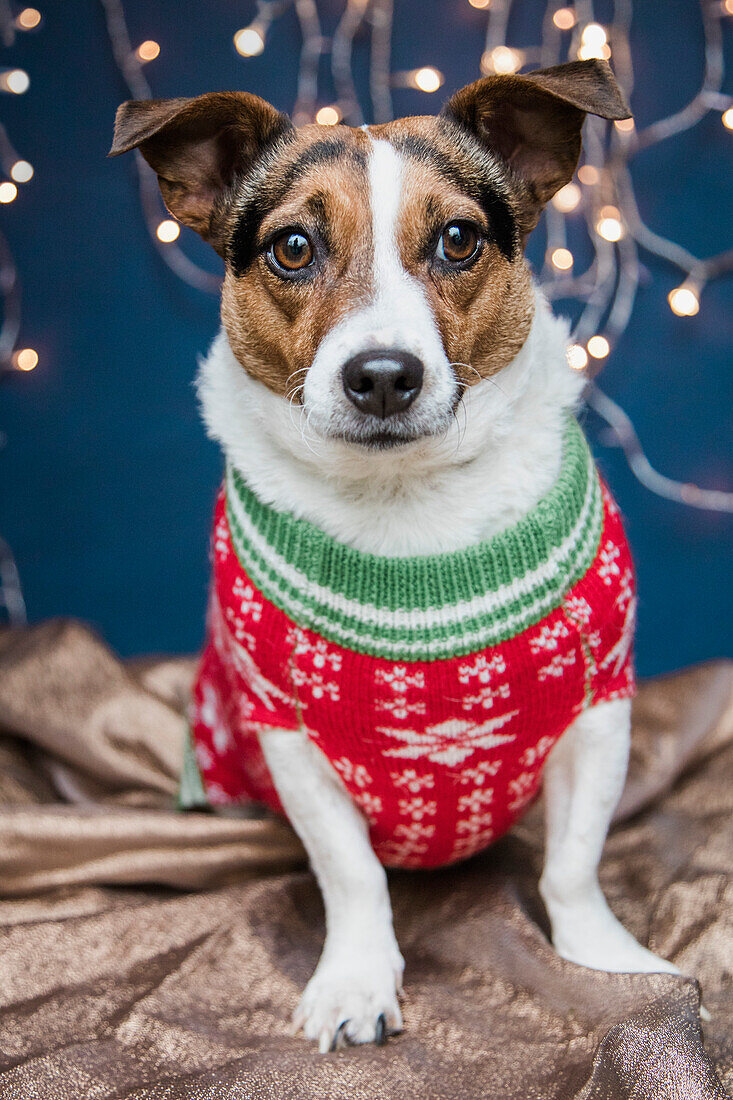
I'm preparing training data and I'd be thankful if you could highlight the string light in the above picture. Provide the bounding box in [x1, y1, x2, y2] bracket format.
[578, 42, 611, 60]
[136, 40, 160, 62]
[577, 23, 610, 60]
[12, 348, 38, 371]
[156, 219, 180, 243]
[567, 344, 588, 371]
[0, 16, 44, 625]
[553, 8, 576, 30]
[481, 46, 523, 74]
[552, 181, 581, 212]
[551, 247, 574, 270]
[668, 284, 700, 316]
[315, 105, 341, 125]
[412, 67, 444, 93]
[578, 164, 600, 185]
[580, 22, 606, 47]
[1, 69, 30, 94]
[596, 205, 624, 242]
[10, 160, 33, 183]
[722, 107, 733, 129]
[468, 0, 491, 8]
[234, 25, 266, 57]
[587, 335, 610, 358]
[16, 7, 42, 30]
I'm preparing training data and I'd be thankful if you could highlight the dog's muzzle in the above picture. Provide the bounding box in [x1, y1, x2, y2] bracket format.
[341, 349, 423, 419]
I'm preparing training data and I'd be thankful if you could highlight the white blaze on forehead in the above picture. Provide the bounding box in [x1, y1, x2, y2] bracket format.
[368, 138, 407, 298]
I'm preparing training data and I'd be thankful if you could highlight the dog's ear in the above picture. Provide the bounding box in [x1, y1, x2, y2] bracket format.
[442, 60, 630, 232]
[109, 92, 293, 254]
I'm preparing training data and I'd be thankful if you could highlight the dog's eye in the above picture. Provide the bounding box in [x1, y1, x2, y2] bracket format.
[436, 222, 480, 265]
[269, 231, 314, 273]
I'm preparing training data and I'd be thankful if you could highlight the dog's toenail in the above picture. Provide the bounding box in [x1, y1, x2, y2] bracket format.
[330, 1019, 350, 1051]
[375, 1013, 387, 1046]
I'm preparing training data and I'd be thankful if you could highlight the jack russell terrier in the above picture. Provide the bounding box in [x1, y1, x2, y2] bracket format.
[111, 59, 681, 1053]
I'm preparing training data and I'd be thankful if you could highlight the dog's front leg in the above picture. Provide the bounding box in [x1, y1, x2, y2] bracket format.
[259, 728, 404, 1051]
[540, 697, 679, 974]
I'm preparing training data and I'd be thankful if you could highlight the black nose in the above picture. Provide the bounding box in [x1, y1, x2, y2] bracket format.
[341, 349, 424, 418]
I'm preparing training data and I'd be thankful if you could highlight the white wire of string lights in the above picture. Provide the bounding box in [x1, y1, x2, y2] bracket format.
[100, 0, 733, 513]
[0, 5, 41, 624]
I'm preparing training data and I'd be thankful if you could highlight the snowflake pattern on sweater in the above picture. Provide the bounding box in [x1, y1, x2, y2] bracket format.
[188, 420, 635, 869]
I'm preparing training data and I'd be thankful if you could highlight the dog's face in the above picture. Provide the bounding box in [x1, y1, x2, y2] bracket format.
[110, 62, 628, 451]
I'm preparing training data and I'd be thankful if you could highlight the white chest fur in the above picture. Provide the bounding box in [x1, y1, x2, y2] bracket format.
[197, 289, 585, 556]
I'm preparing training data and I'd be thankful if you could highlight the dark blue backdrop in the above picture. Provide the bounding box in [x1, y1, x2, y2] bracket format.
[1, 0, 731, 675]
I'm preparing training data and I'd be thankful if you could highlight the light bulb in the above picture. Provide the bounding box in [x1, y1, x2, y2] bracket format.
[578, 164, 599, 185]
[581, 22, 607, 47]
[481, 46, 522, 74]
[156, 219, 180, 243]
[578, 42, 611, 60]
[596, 205, 624, 242]
[566, 344, 588, 371]
[722, 108, 733, 130]
[614, 118, 634, 132]
[578, 28, 611, 62]
[0, 181, 17, 203]
[10, 160, 33, 183]
[552, 182, 581, 212]
[13, 348, 38, 371]
[137, 40, 160, 62]
[234, 26, 265, 57]
[413, 67, 443, 93]
[468, 0, 491, 9]
[551, 248, 574, 271]
[553, 8, 576, 30]
[1, 69, 30, 94]
[587, 335, 610, 358]
[16, 7, 41, 29]
[668, 286, 699, 317]
[315, 105, 340, 126]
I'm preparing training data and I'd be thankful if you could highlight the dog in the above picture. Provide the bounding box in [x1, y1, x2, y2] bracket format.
[111, 59, 680, 1053]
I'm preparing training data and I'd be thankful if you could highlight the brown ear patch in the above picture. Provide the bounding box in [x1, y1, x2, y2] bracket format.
[443, 59, 631, 230]
[109, 92, 293, 253]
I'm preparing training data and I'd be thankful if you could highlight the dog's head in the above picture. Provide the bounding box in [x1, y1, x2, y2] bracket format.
[110, 62, 629, 451]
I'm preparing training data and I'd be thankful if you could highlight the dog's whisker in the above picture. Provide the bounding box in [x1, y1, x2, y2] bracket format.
[449, 392, 468, 455]
[298, 402, 326, 458]
[285, 386, 325, 459]
[287, 388, 305, 438]
[286, 367, 310, 389]
[449, 360, 508, 400]
[457, 396, 469, 451]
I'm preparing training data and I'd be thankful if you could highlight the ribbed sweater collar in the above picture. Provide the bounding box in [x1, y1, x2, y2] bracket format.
[223, 417, 603, 660]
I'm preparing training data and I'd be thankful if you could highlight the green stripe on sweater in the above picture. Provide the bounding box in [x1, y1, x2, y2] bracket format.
[224, 417, 603, 660]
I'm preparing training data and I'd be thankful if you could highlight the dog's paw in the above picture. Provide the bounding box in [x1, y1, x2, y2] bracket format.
[557, 933, 680, 975]
[293, 939, 404, 1053]
[548, 895, 680, 975]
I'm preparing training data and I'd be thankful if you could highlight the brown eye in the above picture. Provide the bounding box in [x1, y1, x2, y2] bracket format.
[269, 230, 314, 273]
[437, 222, 480, 264]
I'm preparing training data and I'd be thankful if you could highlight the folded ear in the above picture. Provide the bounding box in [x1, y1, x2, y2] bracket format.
[109, 91, 293, 254]
[442, 60, 630, 231]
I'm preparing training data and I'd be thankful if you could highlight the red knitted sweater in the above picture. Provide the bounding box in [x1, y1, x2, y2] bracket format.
[185, 419, 635, 868]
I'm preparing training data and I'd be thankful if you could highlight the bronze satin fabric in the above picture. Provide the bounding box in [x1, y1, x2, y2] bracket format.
[0, 620, 731, 1098]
